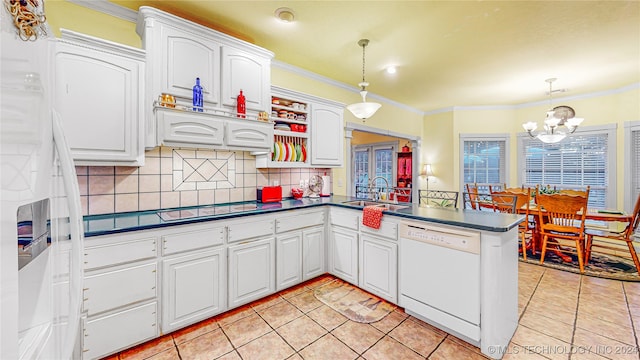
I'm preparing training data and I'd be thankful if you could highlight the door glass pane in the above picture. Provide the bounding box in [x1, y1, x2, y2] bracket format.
[374, 148, 393, 189]
[354, 149, 369, 197]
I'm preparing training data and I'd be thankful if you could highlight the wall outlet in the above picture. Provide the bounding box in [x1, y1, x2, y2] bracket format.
[337, 179, 343, 187]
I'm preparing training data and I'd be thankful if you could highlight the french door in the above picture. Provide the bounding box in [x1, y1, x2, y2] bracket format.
[352, 142, 396, 198]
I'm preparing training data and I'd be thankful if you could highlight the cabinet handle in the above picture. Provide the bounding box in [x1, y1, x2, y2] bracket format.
[152, 269, 156, 273]
[83, 348, 89, 352]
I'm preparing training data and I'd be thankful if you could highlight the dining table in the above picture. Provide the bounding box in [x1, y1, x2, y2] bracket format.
[520, 204, 633, 262]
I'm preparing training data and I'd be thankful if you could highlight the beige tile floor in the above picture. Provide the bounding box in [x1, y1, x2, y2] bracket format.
[106, 263, 640, 360]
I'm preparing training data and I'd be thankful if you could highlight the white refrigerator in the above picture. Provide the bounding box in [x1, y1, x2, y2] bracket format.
[1, 30, 84, 359]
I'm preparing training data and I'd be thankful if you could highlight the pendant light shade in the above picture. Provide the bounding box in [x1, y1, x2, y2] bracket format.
[347, 39, 381, 120]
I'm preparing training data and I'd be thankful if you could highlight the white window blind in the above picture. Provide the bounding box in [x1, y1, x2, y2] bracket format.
[521, 133, 609, 208]
[463, 140, 506, 189]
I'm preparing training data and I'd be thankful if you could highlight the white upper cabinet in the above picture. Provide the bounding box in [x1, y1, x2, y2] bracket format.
[221, 47, 270, 112]
[310, 102, 344, 166]
[137, 7, 274, 150]
[55, 30, 145, 166]
[161, 26, 220, 105]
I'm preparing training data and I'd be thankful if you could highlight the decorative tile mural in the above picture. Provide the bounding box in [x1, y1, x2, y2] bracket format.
[173, 149, 236, 190]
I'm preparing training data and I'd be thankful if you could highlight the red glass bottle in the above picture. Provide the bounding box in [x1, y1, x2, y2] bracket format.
[237, 90, 246, 118]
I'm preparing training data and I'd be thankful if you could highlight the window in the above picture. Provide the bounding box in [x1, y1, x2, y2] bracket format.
[460, 134, 509, 194]
[352, 142, 396, 198]
[626, 122, 640, 213]
[518, 125, 616, 209]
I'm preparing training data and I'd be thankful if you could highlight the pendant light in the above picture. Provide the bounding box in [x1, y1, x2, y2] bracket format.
[522, 78, 584, 143]
[346, 39, 381, 120]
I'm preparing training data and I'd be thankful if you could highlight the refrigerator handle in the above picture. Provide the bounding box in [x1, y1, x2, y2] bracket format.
[51, 110, 84, 357]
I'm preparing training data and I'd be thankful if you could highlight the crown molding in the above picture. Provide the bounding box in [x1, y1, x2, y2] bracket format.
[426, 82, 640, 115]
[67, 0, 137, 22]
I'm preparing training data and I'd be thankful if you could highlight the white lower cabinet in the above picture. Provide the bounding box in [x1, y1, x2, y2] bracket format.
[276, 231, 303, 291]
[302, 226, 325, 281]
[359, 234, 398, 303]
[84, 262, 157, 317]
[82, 232, 159, 360]
[161, 247, 226, 333]
[82, 302, 158, 360]
[328, 227, 358, 285]
[228, 237, 276, 308]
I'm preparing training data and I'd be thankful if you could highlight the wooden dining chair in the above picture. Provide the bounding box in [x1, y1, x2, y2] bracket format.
[584, 194, 640, 274]
[465, 183, 479, 210]
[536, 192, 589, 273]
[488, 183, 507, 194]
[500, 188, 534, 259]
[558, 188, 590, 197]
[489, 191, 518, 214]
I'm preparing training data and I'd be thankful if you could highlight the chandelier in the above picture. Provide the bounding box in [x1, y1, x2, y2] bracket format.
[346, 39, 381, 120]
[522, 78, 584, 143]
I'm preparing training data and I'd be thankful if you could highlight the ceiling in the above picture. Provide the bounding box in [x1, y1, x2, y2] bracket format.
[110, 1, 640, 113]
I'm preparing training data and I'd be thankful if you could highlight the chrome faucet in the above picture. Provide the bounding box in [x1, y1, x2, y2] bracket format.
[369, 176, 389, 201]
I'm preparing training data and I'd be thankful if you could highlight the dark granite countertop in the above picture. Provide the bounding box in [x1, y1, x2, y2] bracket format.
[83, 195, 524, 237]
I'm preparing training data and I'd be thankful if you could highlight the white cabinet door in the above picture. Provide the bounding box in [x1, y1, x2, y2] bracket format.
[82, 302, 157, 360]
[221, 46, 270, 112]
[55, 35, 144, 166]
[328, 227, 358, 285]
[225, 119, 273, 151]
[302, 226, 325, 281]
[162, 248, 226, 333]
[310, 103, 344, 166]
[276, 232, 302, 291]
[161, 25, 220, 105]
[228, 237, 275, 308]
[84, 262, 157, 316]
[157, 109, 225, 147]
[359, 234, 397, 303]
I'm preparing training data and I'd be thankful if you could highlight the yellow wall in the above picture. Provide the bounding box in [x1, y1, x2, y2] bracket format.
[422, 111, 455, 192]
[46, 1, 140, 47]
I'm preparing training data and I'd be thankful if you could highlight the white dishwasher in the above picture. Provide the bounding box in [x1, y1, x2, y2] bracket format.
[399, 220, 482, 343]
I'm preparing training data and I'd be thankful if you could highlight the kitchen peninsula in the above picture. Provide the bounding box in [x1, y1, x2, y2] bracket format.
[82, 196, 522, 360]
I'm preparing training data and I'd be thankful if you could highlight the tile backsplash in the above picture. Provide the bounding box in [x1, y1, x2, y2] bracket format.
[78, 146, 330, 216]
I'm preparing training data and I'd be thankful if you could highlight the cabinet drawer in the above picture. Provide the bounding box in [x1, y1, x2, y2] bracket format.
[84, 262, 157, 316]
[228, 219, 274, 243]
[85, 237, 157, 270]
[225, 119, 273, 151]
[83, 302, 158, 360]
[157, 109, 224, 146]
[330, 209, 359, 230]
[361, 219, 398, 240]
[162, 224, 225, 255]
[276, 212, 325, 233]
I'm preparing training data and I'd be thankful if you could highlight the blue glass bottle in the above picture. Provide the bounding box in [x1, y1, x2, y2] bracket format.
[193, 77, 203, 112]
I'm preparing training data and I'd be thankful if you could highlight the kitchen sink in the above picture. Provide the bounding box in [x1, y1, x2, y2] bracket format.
[341, 200, 409, 211]
[376, 203, 410, 211]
